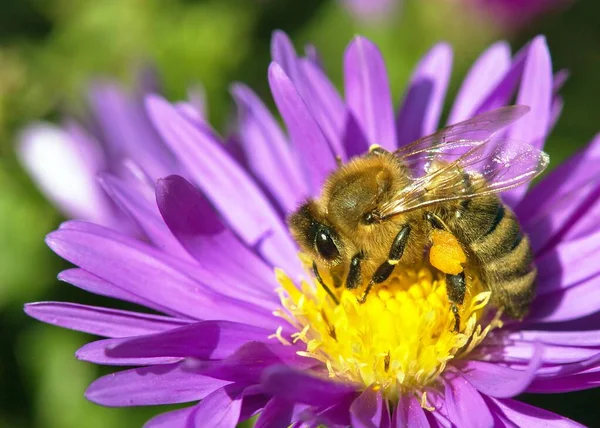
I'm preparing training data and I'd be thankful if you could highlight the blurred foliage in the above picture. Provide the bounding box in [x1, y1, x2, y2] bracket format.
[0, 0, 598, 427]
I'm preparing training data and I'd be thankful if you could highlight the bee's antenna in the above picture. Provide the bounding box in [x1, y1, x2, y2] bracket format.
[312, 261, 340, 305]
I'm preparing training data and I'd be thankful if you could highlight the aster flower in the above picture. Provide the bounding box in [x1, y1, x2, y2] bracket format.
[18, 71, 204, 232]
[24, 31, 599, 427]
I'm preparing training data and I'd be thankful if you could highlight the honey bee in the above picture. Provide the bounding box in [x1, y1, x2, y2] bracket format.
[288, 106, 549, 331]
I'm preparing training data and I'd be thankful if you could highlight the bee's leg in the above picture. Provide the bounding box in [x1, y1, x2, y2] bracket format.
[346, 253, 364, 291]
[446, 272, 466, 332]
[425, 211, 467, 332]
[358, 224, 411, 303]
[313, 261, 339, 305]
[425, 212, 449, 231]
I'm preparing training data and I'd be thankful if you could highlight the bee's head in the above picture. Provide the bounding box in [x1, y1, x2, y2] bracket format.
[288, 201, 343, 267]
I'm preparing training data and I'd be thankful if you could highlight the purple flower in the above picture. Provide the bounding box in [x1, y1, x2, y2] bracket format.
[340, 0, 400, 22]
[24, 31, 599, 427]
[340, 0, 570, 27]
[468, 0, 572, 28]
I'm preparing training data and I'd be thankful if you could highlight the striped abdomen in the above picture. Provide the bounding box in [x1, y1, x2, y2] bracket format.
[451, 196, 536, 318]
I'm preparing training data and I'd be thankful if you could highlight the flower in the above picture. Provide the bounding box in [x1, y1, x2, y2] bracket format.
[17, 70, 206, 233]
[466, 0, 572, 28]
[24, 31, 599, 427]
[340, 0, 571, 28]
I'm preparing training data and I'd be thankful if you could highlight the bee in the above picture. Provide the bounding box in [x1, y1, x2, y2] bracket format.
[288, 105, 549, 331]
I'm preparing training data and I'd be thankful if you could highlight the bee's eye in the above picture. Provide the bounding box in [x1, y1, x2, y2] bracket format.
[315, 227, 339, 260]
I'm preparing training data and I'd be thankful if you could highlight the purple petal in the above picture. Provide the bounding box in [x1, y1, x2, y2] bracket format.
[268, 62, 337, 195]
[534, 229, 600, 295]
[447, 42, 511, 124]
[476, 39, 530, 113]
[527, 274, 600, 323]
[231, 83, 307, 211]
[17, 123, 110, 224]
[56, 221, 277, 319]
[507, 329, 600, 347]
[107, 320, 270, 360]
[487, 397, 585, 428]
[300, 58, 346, 158]
[527, 371, 600, 393]
[255, 398, 294, 428]
[271, 30, 301, 86]
[239, 388, 270, 422]
[144, 406, 196, 428]
[85, 363, 230, 407]
[176, 102, 204, 129]
[527, 134, 600, 245]
[145, 94, 299, 274]
[344, 36, 397, 150]
[262, 365, 358, 407]
[271, 32, 346, 158]
[304, 44, 322, 68]
[423, 391, 452, 428]
[155, 175, 278, 307]
[99, 174, 189, 258]
[507, 36, 552, 150]
[518, 133, 600, 227]
[46, 226, 279, 328]
[504, 36, 553, 206]
[342, 112, 371, 158]
[189, 387, 243, 428]
[523, 184, 600, 257]
[58, 268, 179, 316]
[480, 342, 598, 365]
[24, 302, 190, 338]
[396, 43, 452, 147]
[534, 352, 600, 379]
[197, 342, 313, 386]
[393, 394, 430, 428]
[444, 376, 494, 428]
[350, 387, 390, 428]
[89, 82, 175, 181]
[457, 343, 543, 398]
[313, 394, 356, 427]
[549, 96, 564, 132]
[76, 338, 182, 366]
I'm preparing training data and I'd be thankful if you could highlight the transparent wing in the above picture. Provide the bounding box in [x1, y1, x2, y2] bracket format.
[380, 106, 549, 217]
[394, 105, 531, 171]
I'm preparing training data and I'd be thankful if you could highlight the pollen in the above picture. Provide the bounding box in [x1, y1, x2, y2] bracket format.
[274, 265, 501, 400]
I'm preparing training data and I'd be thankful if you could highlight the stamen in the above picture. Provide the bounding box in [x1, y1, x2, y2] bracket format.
[275, 264, 501, 398]
[268, 325, 291, 345]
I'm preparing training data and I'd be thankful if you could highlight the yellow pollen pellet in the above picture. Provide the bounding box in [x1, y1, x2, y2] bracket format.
[429, 230, 467, 275]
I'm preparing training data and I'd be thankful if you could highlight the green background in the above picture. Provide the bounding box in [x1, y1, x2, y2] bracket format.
[0, 0, 598, 426]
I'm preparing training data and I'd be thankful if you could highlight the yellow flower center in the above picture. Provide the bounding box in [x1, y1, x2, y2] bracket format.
[273, 263, 502, 400]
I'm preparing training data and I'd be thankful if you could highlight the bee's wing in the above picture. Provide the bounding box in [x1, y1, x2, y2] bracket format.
[394, 105, 531, 168]
[380, 107, 550, 217]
